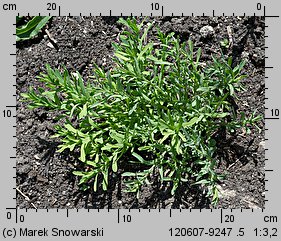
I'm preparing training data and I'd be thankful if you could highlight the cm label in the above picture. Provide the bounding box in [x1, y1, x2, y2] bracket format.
[2, 3, 17, 11]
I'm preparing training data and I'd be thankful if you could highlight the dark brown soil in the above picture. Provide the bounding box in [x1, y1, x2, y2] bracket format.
[16, 16, 265, 209]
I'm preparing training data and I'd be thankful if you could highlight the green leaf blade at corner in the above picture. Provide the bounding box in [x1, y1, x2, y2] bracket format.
[16, 16, 52, 41]
[16, 16, 23, 24]
[31, 16, 52, 37]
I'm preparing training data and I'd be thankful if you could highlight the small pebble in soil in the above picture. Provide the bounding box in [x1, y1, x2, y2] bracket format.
[21, 181, 29, 187]
[17, 113, 25, 121]
[26, 119, 34, 128]
[17, 164, 32, 174]
[258, 141, 265, 152]
[241, 51, 249, 61]
[200, 25, 214, 38]
[17, 157, 28, 165]
[34, 154, 40, 160]
[47, 42, 55, 49]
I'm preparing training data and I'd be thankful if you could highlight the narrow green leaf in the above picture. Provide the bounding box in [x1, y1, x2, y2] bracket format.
[80, 142, 86, 162]
[128, 102, 138, 115]
[196, 47, 202, 64]
[72, 171, 85, 176]
[117, 18, 133, 31]
[132, 152, 145, 164]
[171, 181, 179, 195]
[141, 92, 151, 102]
[102, 170, 108, 190]
[175, 139, 182, 155]
[122, 172, 136, 177]
[212, 186, 219, 204]
[228, 84, 234, 96]
[154, 60, 172, 65]
[211, 113, 229, 118]
[42, 91, 55, 102]
[159, 130, 174, 144]
[194, 179, 210, 185]
[138, 43, 153, 60]
[188, 39, 194, 53]
[78, 104, 88, 119]
[112, 154, 118, 172]
[65, 124, 77, 133]
[73, 171, 96, 185]
[70, 104, 79, 117]
[93, 174, 99, 192]
[101, 143, 123, 151]
[147, 56, 172, 65]
[20, 93, 30, 99]
[109, 130, 125, 144]
[115, 52, 130, 61]
[159, 166, 164, 181]
[140, 22, 153, 45]
[182, 117, 198, 128]
[158, 119, 171, 132]
[178, 132, 187, 142]
[57, 144, 70, 153]
[67, 143, 75, 151]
